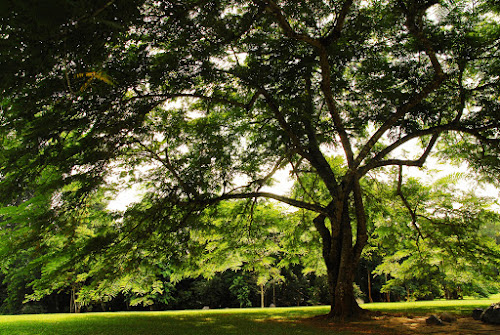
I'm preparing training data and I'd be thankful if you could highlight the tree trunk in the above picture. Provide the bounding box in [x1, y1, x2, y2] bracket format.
[385, 274, 390, 302]
[55, 295, 60, 313]
[272, 283, 276, 306]
[260, 284, 265, 308]
[317, 195, 367, 320]
[69, 289, 74, 313]
[367, 267, 373, 303]
[70, 285, 81, 313]
[326, 245, 363, 319]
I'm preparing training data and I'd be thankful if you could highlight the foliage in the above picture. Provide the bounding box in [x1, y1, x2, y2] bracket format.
[0, 178, 176, 313]
[0, 191, 331, 312]
[230, 275, 253, 308]
[371, 173, 500, 300]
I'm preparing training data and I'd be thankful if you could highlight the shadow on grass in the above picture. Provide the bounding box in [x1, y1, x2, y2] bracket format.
[362, 297, 500, 317]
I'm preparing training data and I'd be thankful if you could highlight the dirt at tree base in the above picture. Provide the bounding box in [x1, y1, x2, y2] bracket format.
[298, 314, 500, 334]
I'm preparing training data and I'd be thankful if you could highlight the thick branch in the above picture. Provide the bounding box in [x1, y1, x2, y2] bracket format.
[360, 133, 439, 175]
[471, 80, 500, 92]
[368, 121, 500, 173]
[321, 0, 354, 45]
[459, 126, 500, 146]
[253, 0, 355, 173]
[303, 73, 340, 196]
[368, 121, 500, 167]
[245, 91, 261, 110]
[400, 1, 444, 77]
[352, 177, 368, 260]
[201, 191, 327, 214]
[254, 0, 322, 48]
[354, 5, 447, 167]
[370, 128, 441, 163]
[360, 121, 500, 176]
[318, 48, 355, 167]
[355, 73, 446, 167]
[259, 89, 311, 160]
[313, 214, 332, 260]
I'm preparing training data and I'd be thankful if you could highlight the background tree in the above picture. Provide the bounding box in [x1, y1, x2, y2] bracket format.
[373, 172, 500, 301]
[2, 0, 500, 319]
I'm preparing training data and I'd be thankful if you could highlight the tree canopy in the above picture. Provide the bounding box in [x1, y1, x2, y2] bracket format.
[1, 0, 500, 318]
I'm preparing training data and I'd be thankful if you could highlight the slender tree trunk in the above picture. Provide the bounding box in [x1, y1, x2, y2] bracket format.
[70, 285, 81, 313]
[385, 274, 390, 302]
[260, 284, 265, 308]
[55, 295, 60, 313]
[69, 289, 74, 313]
[272, 283, 276, 306]
[367, 267, 373, 303]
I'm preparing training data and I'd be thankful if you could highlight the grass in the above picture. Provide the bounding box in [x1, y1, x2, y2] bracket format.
[0, 295, 498, 335]
[0, 307, 337, 335]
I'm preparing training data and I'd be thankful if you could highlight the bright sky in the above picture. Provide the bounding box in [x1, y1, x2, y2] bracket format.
[107, 158, 499, 212]
[107, 166, 295, 211]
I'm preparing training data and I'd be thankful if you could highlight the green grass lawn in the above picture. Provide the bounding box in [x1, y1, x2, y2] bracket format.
[0, 295, 498, 335]
[0, 307, 335, 335]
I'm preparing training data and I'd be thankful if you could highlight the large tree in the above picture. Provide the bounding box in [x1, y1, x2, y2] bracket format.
[1, 0, 500, 318]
